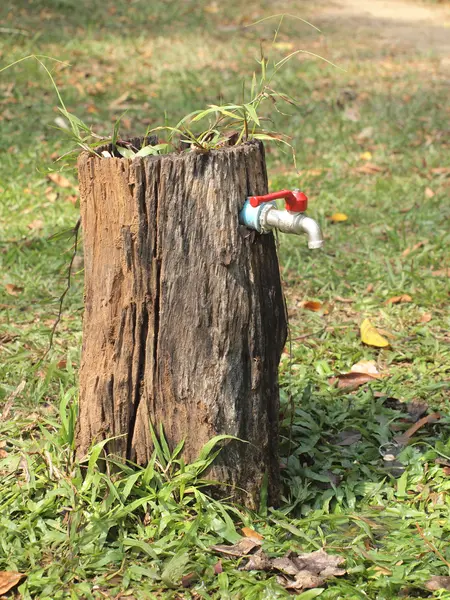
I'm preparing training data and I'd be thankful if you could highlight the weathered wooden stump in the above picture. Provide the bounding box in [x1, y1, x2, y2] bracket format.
[76, 138, 287, 508]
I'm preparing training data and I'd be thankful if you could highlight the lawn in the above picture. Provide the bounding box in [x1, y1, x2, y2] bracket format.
[1, 0, 450, 598]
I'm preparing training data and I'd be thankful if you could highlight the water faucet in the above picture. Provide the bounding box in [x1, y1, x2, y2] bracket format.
[239, 189, 324, 249]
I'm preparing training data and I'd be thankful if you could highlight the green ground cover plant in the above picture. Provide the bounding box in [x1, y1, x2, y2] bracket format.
[1, 1, 450, 598]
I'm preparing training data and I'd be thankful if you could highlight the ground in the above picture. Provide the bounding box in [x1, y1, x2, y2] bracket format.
[0, 0, 449, 598]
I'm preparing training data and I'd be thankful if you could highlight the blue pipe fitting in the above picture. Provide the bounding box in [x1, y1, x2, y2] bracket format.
[239, 198, 276, 234]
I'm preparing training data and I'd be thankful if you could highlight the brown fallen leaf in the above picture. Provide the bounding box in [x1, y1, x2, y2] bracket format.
[431, 268, 450, 277]
[394, 412, 441, 446]
[356, 126, 374, 141]
[329, 372, 380, 390]
[366, 283, 374, 293]
[401, 240, 428, 257]
[243, 549, 345, 591]
[335, 296, 354, 303]
[5, 283, 23, 296]
[424, 187, 435, 199]
[385, 294, 412, 305]
[45, 190, 58, 202]
[0, 333, 18, 345]
[241, 527, 264, 541]
[431, 167, 450, 176]
[425, 576, 450, 591]
[419, 313, 432, 323]
[0, 571, 26, 595]
[302, 300, 323, 312]
[242, 550, 272, 571]
[275, 549, 345, 591]
[343, 106, 360, 122]
[47, 172, 72, 188]
[57, 359, 67, 369]
[354, 163, 385, 175]
[211, 537, 261, 557]
[378, 396, 429, 422]
[181, 572, 196, 588]
[214, 560, 223, 574]
[27, 219, 44, 231]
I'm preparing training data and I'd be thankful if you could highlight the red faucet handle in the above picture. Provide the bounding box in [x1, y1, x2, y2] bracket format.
[248, 189, 308, 212]
[285, 190, 308, 213]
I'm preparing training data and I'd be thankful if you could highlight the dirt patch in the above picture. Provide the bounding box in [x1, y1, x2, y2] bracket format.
[313, 0, 450, 63]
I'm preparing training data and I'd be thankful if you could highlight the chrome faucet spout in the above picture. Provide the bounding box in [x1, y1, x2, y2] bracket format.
[296, 215, 324, 249]
[238, 189, 324, 250]
[262, 208, 324, 249]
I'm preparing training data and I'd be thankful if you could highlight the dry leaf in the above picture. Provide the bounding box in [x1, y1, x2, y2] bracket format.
[431, 167, 450, 176]
[354, 163, 384, 175]
[242, 550, 272, 571]
[214, 560, 223, 574]
[5, 283, 23, 296]
[57, 359, 67, 369]
[425, 576, 450, 591]
[276, 550, 345, 591]
[45, 190, 58, 202]
[360, 318, 389, 348]
[0, 571, 26, 595]
[343, 106, 360, 122]
[419, 313, 432, 323]
[329, 372, 380, 390]
[359, 151, 372, 161]
[366, 283, 374, 293]
[431, 268, 450, 277]
[401, 240, 427, 257]
[356, 126, 374, 141]
[424, 187, 435, 199]
[335, 296, 354, 303]
[351, 360, 380, 375]
[302, 301, 323, 312]
[242, 527, 264, 541]
[330, 212, 348, 222]
[27, 219, 44, 231]
[394, 412, 440, 446]
[242, 549, 345, 591]
[211, 537, 261, 557]
[181, 572, 196, 588]
[47, 172, 72, 188]
[385, 294, 412, 305]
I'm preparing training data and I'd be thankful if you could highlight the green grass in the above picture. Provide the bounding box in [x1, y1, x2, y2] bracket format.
[1, 0, 450, 598]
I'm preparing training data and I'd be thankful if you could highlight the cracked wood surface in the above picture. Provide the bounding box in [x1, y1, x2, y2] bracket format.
[76, 139, 287, 507]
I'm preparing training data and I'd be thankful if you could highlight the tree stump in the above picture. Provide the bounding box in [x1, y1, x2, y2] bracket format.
[76, 138, 287, 508]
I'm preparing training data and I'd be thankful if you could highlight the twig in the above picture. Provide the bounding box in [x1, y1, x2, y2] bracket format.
[415, 522, 450, 569]
[39, 218, 81, 363]
[0, 27, 30, 36]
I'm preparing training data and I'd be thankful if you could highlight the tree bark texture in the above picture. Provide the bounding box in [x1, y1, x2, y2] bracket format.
[76, 138, 287, 508]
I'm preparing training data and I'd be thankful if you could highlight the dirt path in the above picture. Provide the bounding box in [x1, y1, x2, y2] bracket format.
[314, 0, 450, 62]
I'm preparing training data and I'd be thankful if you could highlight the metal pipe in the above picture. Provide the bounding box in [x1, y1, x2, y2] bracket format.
[262, 207, 324, 249]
